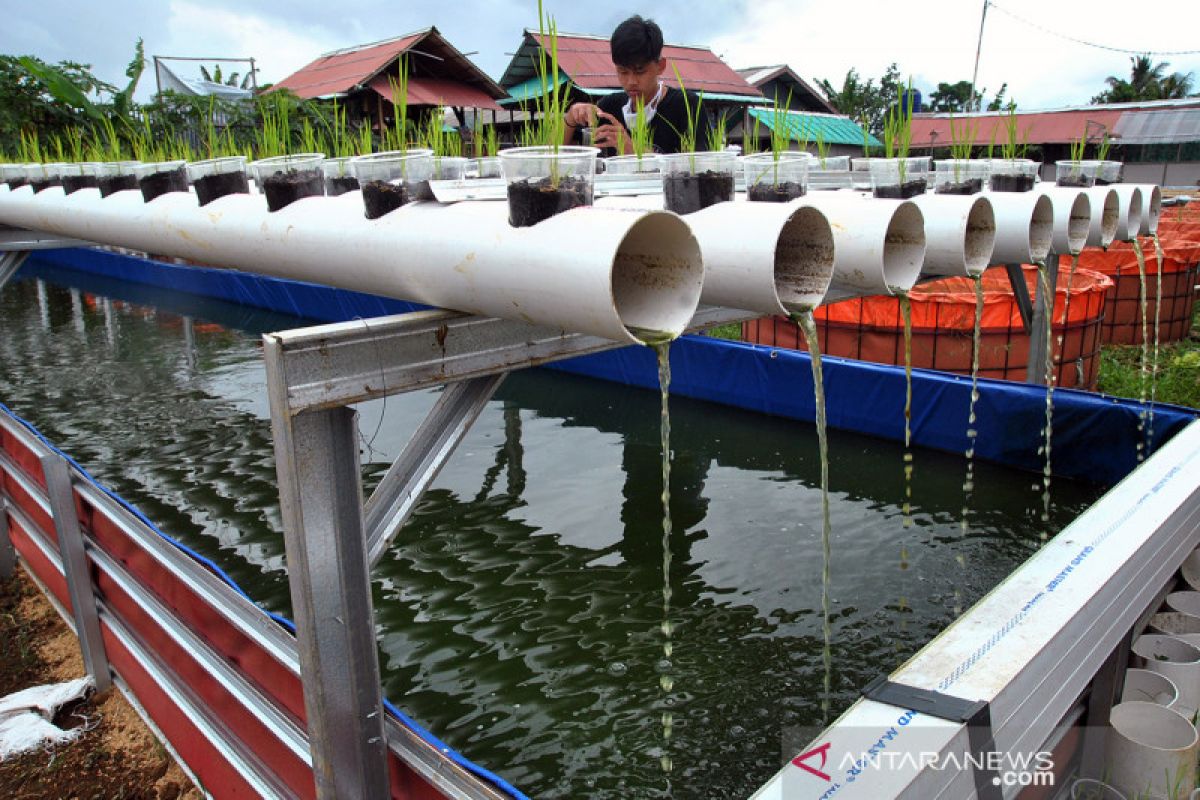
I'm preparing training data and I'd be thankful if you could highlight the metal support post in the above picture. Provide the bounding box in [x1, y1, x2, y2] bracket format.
[0, 500, 15, 580]
[1025, 254, 1060, 385]
[266, 400, 389, 799]
[40, 453, 112, 692]
[1003, 262, 1034, 332]
[1078, 628, 1133, 779]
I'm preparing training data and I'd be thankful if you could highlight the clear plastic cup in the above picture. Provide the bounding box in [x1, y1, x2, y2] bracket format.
[1055, 160, 1098, 188]
[134, 161, 188, 202]
[60, 162, 100, 194]
[321, 157, 360, 196]
[743, 152, 809, 201]
[604, 154, 660, 175]
[186, 156, 249, 206]
[498, 145, 600, 227]
[95, 161, 142, 198]
[26, 163, 66, 192]
[658, 150, 736, 215]
[988, 159, 1040, 192]
[2, 163, 31, 189]
[250, 153, 325, 212]
[432, 156, 468, 181]
[933, 159, 989, 195]
[1096, 160, 1124, 185]
[868, 157, 930, 199]
[472, 156, 502, 179]
[350, 149, 434, 219]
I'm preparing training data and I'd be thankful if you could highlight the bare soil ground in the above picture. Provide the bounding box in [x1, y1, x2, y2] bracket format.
[0, 566, 201, 799]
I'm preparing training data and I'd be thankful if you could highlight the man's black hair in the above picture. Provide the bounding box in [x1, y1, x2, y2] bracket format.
[610, 15, 664, 68]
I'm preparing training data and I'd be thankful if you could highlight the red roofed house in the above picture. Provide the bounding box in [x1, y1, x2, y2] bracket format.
[910, 98, 1200, 186]
[272, 27, 506, 135]
[496, 30, 762, 139]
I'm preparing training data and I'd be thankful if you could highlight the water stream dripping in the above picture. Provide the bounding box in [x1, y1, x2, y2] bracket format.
[653, 342, 675, 780]
[957, 275, 984, 616]
[1036, 260, 1055, 541]
[793, 310, 832, 720]
[898, 292, 914, 530]
[1148, 234, 1166, 456]
[1134, 239, 1150, 463]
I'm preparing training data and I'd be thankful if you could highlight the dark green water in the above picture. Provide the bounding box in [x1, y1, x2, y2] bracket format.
[0, 262, 1105, 799]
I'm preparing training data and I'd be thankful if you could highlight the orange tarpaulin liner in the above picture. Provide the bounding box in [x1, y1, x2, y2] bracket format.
[743, 264, 1113, 390]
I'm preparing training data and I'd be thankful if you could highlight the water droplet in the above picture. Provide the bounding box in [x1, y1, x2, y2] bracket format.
[608, 662, 627, 677]
[660, 755, 673, 772]
[660, 675, 674, 692]
[656, 658, 673, 673]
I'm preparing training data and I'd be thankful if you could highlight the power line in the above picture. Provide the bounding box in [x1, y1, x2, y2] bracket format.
[987, 1, 1200, 57]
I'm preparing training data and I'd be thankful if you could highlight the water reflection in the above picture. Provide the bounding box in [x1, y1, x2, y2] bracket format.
[0, 259, 1106, 799]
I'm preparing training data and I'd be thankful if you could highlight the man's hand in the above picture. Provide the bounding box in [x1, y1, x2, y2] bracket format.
[591, 110, 629, 153]
[564, 102, 601, 129]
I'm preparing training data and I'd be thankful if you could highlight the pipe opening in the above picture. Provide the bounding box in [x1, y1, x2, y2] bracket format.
[1028, 195, 1053, 262]
[1066, 194, 1090, 254]
[963, 197, 997, 277]
[1097, 189, 1118, 247]
[1142, 186, 1162, 234]
[775, 206, 834, 311]
[882, 202, 925, 293]
[1123, 191, 1143, 241]
[611, 212, 703, 343]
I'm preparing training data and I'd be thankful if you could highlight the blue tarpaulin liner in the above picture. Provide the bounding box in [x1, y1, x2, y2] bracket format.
[22, 247, 1200, 487]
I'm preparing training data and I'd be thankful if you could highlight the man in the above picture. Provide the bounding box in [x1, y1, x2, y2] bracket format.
[563, 15, 710, 155]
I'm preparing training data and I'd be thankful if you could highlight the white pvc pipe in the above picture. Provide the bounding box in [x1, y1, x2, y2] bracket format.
[0, 186, 704, 345]
[1034, 186, 1091, 255]
[1107, 701, 1198, 800]
[908, 193, 995, 277]
[983, 191, 1053, 264]
[1137, 184, 1163, 235]
[797, 192, 925, 295]
[1110, 185, 1144, 242]
[1082, 186, 1119, 248]
[687, 201, 835, 314]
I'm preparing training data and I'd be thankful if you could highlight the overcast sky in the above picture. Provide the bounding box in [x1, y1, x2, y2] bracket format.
[3, 0, 1198, 111]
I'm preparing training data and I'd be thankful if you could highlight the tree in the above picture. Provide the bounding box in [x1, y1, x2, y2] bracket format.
[927, 80, 976, 113]
[1093, 54, 1196, 103]
[816, 63, 901, 136]
[986, 83, 1009, 112]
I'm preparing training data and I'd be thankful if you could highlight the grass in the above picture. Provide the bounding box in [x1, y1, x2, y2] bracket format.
[1097, 305, 1200, 409]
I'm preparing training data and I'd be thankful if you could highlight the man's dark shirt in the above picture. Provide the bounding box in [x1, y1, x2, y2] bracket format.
[592, 86, 711, 156]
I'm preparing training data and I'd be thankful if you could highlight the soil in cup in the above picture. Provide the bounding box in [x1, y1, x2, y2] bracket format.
[361, 180, 420, 220]
[662, 171, 734, 215]
[98, 175, 138, 198]
[507, 176, 592, 228]
[935, 178, 982, 196]
[325, 175, 360, 196]
[261, 168, 323, 212]
[194, 171, 250, 206]
[747, 182, 806, 203]
[139, 167, 188, 202]
[873, 180, 926, 200]
[62, 175, 99, 195]
[990, 174, 1034, 192]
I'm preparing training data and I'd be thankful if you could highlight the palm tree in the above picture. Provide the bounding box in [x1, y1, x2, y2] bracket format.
[1094, 54, 1195, 103]
[199, 64, 256, 90]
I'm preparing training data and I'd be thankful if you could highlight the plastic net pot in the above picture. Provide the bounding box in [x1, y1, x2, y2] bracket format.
[350, 150, 434, 220]
[933, 159, 988, 195]
[743, 264, 1113, 390]
[26, 162, 66, 193]
[95, 161, 141, 198]
[186, 157, 250, 206]
[1056, 160, 1098, 188]
[60, 162, 100, 195]
[659, 151, 736, 215]
[867, 157, 930, 199]
[603, 154, 660, 176]
[133, 161, 188, 202]
[250, 153, 325, 212]
[744, 152, 809, 202]
[499, 146, 599, 227]
[321, 157, 359, 196]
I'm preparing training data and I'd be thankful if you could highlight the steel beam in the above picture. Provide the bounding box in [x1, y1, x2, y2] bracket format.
[40, 452, 112, 692]
[0, 500, 14, 580]
[365, 373, 506, 567]
[1025, 255, 1061, 385]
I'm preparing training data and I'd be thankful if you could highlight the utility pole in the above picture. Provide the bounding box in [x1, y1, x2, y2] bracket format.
[970, 0, 989, 111]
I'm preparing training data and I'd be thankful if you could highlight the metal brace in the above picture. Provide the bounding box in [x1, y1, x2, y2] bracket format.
[862, 675, 1002, 799]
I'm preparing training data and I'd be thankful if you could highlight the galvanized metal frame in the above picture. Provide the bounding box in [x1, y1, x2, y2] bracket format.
[40, 452, 113, 692]
[263, 304, 754, 798]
